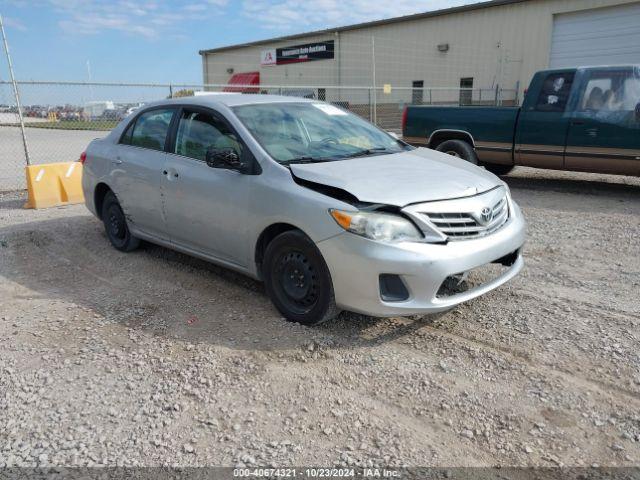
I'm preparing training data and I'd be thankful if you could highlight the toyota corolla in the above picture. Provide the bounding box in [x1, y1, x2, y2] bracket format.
[81, 94, 526, 325]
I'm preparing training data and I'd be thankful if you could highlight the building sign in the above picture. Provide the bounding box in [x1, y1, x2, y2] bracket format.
[260, 48, 277, 66]
[261, 41, 335, 66]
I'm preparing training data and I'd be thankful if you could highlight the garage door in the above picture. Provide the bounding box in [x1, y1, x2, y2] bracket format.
[549, 2, 640, 68]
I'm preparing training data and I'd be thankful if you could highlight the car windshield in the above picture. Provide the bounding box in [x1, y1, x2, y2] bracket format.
[232, 102, 409, 164]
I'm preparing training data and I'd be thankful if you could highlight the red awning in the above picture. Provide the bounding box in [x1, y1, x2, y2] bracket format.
[223, 72, 260, 93]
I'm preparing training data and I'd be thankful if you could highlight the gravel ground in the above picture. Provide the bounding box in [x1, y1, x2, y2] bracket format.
[0, 167, 639, 469]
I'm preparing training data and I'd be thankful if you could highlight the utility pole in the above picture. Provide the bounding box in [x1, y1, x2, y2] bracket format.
[0, 13, 30, 165]
[371, 36, 377, 125]
[86, 59, 94, 101]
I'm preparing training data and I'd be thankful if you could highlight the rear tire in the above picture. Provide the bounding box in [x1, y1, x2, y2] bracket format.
[482, 163, 515, 176]
[101, 191, 140, 252]
[263, 230, 339, 326]
[435, 139, 478, 165]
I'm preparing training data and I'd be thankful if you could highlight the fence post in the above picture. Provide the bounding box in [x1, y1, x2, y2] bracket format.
[371, 36, 377, 125]
[494, 85, 499, 106]
[169, 83, 173, 98]
[0, 14, 30, 166]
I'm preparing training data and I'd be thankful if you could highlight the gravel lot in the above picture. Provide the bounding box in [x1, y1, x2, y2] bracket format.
[0, 167, 639, 469]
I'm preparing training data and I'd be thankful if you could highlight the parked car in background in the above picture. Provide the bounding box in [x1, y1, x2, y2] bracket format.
[81, 95, 525, 325]
[403, 66, 640, 177]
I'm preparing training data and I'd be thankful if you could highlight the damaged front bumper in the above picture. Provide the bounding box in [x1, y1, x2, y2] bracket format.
[316, 203, 526, 317]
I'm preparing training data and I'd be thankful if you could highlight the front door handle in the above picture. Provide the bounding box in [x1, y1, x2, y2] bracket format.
[113, 156, 123, 165]
[571, 120, 585, 126]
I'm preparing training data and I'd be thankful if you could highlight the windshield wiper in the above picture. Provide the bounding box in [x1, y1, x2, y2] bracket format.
[340, 147, 393, 159]
[280, 156, 331, 166]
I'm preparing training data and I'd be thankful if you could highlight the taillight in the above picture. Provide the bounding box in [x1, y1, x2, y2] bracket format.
[79, 151, 87, 164]
[401, 106, 408, 134]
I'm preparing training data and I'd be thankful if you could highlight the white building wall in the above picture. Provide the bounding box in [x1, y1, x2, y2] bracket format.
[202, 0, 639, 104]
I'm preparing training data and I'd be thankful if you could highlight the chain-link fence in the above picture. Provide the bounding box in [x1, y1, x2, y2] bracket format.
[0, 80, 517, 191]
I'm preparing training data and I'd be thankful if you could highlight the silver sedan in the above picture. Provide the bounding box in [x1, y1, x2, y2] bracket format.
[81, 94, 526, 325]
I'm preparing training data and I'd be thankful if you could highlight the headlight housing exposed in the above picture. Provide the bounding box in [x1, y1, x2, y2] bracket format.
[330, 209, 423, 243]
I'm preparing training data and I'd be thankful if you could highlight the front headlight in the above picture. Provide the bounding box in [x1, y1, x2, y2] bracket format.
[330, 209, 423, 243]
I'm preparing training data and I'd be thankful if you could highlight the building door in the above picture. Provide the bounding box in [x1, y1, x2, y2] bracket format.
[459, 78, 473, 105]
[549, 3, 640, 68]
[412, 81, 424, 105]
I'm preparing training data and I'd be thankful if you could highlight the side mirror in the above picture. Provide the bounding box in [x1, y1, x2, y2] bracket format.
[635, 102, 640, 122]
[205, 147, 247, 173]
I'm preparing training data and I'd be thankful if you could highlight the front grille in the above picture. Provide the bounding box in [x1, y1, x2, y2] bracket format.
[422, 195, 509, 240]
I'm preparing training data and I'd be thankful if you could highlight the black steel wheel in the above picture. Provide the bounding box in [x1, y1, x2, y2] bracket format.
[435, 139, 478, 165]
[263, 230, 338, 325]
[101, 191, 140, 252]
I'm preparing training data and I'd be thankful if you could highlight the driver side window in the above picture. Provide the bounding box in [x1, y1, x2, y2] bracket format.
[174, 110, 241, 161]
[580, 70, 640, 113]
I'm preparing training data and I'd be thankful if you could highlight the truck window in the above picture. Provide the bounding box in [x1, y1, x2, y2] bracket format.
[535, 72, 574, 112]
[580, 70, 640, 112]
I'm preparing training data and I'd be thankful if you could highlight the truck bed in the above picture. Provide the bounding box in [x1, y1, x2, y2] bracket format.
[403, 106, 520, 146]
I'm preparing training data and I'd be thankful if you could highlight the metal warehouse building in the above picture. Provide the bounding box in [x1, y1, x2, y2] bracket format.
[199, 0, 640, 126]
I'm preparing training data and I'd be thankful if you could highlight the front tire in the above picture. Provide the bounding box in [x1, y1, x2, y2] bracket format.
[482, 163, 515, 176]
[101, 191, 140, 252]
[263, 230, 339, 326]
[435, 139, 478, 165]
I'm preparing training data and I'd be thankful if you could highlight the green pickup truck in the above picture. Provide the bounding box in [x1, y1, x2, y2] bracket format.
[402, 66, 640, 177]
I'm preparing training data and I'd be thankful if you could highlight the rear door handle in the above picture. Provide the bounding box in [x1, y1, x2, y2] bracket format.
[571, 120, 585, 126]
[113, 156, 123, 165]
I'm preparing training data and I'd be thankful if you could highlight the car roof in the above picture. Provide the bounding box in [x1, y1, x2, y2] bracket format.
[141, 93, 318, 110]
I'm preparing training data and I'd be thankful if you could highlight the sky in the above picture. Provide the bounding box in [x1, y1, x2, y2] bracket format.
[0, 0, 481, 85]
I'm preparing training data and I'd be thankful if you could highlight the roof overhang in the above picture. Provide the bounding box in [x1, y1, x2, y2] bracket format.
[199, 0, 529, 55]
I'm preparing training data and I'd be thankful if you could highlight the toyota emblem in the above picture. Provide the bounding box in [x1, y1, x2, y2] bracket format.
[479, 207, 493, 225]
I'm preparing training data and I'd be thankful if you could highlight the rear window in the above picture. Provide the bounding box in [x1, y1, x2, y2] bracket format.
[535, 72, 574, 112]
[121, 108, 174, 151]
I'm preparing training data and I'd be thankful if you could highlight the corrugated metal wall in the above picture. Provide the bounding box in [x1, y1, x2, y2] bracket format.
[202, 0, 639, 102]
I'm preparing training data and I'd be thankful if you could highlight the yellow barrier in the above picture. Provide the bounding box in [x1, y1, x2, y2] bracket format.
[24, 162, 85, 209]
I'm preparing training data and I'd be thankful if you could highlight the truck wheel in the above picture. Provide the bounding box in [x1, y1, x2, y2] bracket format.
[263, 230, 339, 326]
[482, 163, 515, 176]
[435, 140, 478, 165]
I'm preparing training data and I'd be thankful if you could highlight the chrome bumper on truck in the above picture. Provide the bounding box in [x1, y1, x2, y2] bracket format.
[317, 199, 526, 317]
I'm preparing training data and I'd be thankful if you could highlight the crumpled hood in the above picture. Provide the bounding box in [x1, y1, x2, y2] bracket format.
[290, 147, 502, 207]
